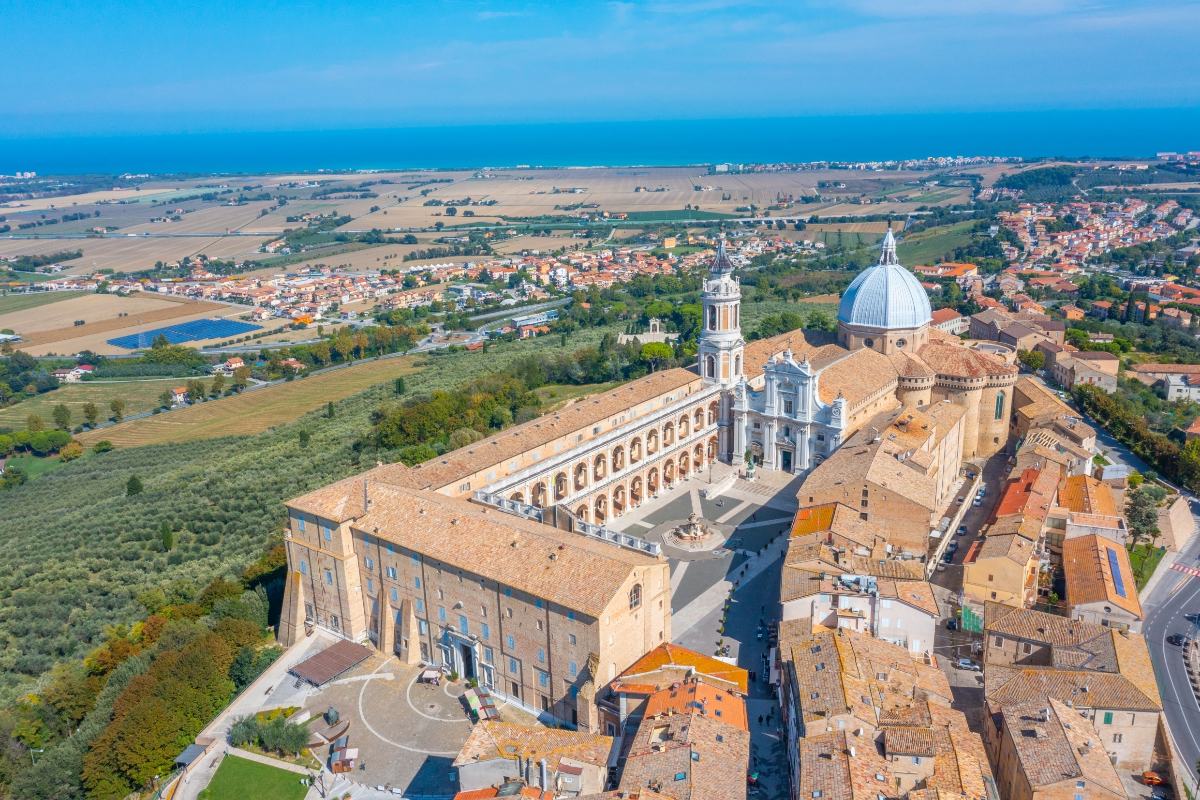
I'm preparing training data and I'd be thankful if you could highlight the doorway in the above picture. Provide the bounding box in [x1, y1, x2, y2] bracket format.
[781, 450, 793, 473]
[460, 643, 476, 680]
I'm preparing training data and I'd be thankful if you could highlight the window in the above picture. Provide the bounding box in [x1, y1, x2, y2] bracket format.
[297, 516, 306, 532]
[504, 587, 513, 597]
[509, 657, 519, 674]
[299, 560, 308, 576]
[481, 623, 490, 640]
[304, 602, 314, 621]
[438, 606, 446, 623]
[323, 569, 334, 585]
[322, 525, 332, 542]
[995, 391, 1005, 420]
[416, 599, 425, 613]
[364, 557, 374, 570]
[568, 633, 577, 646]
[366, 578, 374, 594]
[1023, 642, 1032, 654]
[1112, 733, 1123, 743]
[1103, 711, 1113, 725]
[629, 584, 642, 610]
[537, 648, 546, 664]
[784, 400, 793, 415]
[674, 773, 687, 782]
[566, 610, 575, 621]
[459, 615, 469, 635]
[483, 647, 494, 665]
[330, 615, 339, 630]
[538, 670, 549, 688]
[390, 588, 399, 603]
[384, 566, 396, 580]
[690, 751, 700, 762]
[569, 661, 578, 678]
[994, 636, 1002, 646]
[535, 598, 544, 609]
[507, 634, 516, 650]
[419, 619, 428, 635]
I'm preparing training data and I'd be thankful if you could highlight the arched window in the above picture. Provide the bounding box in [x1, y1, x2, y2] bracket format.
[705, 355, 716, 378]
[994, 391, 1005, 420]
[734, 354, 741, 375]
[629, 584, 642, 610]
[707, 306, 717, 330]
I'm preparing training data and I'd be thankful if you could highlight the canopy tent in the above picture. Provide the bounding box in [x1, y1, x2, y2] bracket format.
[289, 639, 372, 687]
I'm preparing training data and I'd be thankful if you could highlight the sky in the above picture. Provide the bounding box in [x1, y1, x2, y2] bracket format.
[4, 0, 1200, 136]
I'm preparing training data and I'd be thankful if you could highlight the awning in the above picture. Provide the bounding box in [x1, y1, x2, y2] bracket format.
[289, 639, 373, 686]
[175, 743, 207, 768]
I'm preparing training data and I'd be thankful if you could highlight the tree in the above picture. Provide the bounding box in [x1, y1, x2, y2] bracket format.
[52, 404, 71, 430]
[1127, 484, 1166, 543]
[231, 365, 251, 390]
[326, 401, 336, 419]
[109, 398, 126, 422]
[210, 373, 226, 397]
[58, 441, 83, 462]
[158, 390, 173, 409]
[126, 476, 143, 497]
[26, 413, 45, 432]
[93, 440, 114, 453]
[640, 342, 674, 372]
[82, 401, 99, 427]
[159, 522, 175, 551]
[186, 379, 206, 401]
[1017, 349, 1045, 372]
[298, 430, 311, 449]
[394, 377, 407, 395]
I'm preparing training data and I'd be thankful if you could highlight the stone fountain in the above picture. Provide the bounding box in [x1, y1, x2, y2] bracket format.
[666, 512, 718, 550]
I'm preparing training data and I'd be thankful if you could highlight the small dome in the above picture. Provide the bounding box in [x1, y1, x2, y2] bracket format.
[837, 229, 932, 330]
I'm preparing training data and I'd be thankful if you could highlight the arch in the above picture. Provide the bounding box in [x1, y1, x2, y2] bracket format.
[532, 482, 548, 508]
[707, 305, 717, 331]
[629, 583, 642, 610]
[707, 400, 719, 426]
[663, 421, 675, 447]
[679, 414, 690, 438]
[612, 444, 625, 471]
[693, 442, 705, 468]
[612, 484, 626, 514]
[574, 462, 589, 492]
[593, 452, 607, 481]
[705, 355, 716, 378]
[679, 451, 691, 478]
[630, 437, 643, 464]
[664, 459, 676, 486]
[647, 429, 660, 456]
[707, 435, 718, 462]
[575, 504, 589, 523]
[509, 490, 525, 504]
[693, 407, 705, 429]
[554, 472, 568, 501]
[734, 353, 742, 375]
[630, 476, 644, 506]
[594, 494, 608, 525]
[648, 467, 660, 495]
[994, 390, 1006, 421]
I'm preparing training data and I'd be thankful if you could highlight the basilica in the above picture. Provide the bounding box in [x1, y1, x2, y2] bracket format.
[279, 231, 1018, 725]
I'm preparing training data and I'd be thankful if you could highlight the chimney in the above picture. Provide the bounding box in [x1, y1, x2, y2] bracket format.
[540, 758, 548, 789]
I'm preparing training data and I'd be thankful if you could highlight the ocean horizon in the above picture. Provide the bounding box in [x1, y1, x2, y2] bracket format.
[2, 107, 1198, 175]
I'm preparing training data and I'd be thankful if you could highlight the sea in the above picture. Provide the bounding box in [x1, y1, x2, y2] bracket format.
[1, 108, 1198, 175]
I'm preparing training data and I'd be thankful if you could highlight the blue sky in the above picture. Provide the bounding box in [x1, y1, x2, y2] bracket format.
[4, 0, 1200, 135]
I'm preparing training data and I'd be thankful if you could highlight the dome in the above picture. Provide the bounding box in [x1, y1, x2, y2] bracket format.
[837, 229, 932, 330]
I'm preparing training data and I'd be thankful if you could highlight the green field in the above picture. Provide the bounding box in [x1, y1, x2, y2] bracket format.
[896, 221, 976, 265]
[0, 378, 182, 429]
[622, 209, 736, 221]
[0, 291, 85, 316]
[198, 755, 307, 800]
[2, 453, 66, 480]
[1128, 543, 1166, 590]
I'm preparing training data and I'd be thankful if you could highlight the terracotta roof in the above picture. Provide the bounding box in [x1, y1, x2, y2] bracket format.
[406, 367, 705, 490]
[642, 681, 748, 731]
[930, 307, 964, 324]
[1129, 363, 1200, 375]
[997, 698, 1124, 794]
[790, 503, 838, 538]
[453, 721, 613, 770]
[985, 662, 1162, 712]
[454, 786, 548, 800]
[348, 482, 660, 616]
[1057, 475, 1117, 516]
[619, 710, 749, 800]
[742, 330, 900, 409]
[1062, 535, 1143, 620]
[615, 643, 749, 695]
[972, 533, 1035, 565]
[797, 731, 895, 800]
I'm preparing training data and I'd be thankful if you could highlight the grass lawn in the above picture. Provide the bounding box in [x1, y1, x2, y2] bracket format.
[0, 290, 85, 316]
[198, 754, 307, 800]
[3, 453, 68, 480]
[0, 378, 183, 429]
[896, 221, 977, 266]
[1128, 542, 1167, 590]
[78, 356, 420, 448]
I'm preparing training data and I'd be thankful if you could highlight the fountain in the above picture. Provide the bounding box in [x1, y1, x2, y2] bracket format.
[666, 512, 719, 550]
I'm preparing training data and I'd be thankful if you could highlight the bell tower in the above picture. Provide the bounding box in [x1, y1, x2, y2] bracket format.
[698, 239, 744, 386]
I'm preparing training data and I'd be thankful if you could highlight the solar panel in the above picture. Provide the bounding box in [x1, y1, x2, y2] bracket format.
[107, 318, 261, 349]
[1106, 547, 1127, 598]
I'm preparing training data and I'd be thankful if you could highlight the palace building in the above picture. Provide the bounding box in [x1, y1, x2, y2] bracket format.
[279, 232, 1016, 727]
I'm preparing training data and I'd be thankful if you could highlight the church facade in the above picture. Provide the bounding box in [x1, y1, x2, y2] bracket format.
[279, 233, 1017, 726]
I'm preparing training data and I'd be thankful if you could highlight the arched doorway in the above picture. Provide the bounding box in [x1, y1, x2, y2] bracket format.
[612, 485, 626, 514]
[593, 453, 607, 481]
[693, 407, 704, 430]
[575, 504, 589, 523]
[574, 462, 588, 492]
[532, 482, 548, 508]
[630, 438, 642, 464]
[612, 445, 625, 471]
[647, 430, 659, 456]
[630, 476, 643, 507]
[594, 495, 607, 525]
[554, 472, 568, 501]
[648, 468, 659, 496]
[679, 452, 691, 478]
[509, 490, 525, 504]
[664, 459, 676, 486]
[707, 436, 718, 462]
[708, 401, 719, 426]
[679, 414, 690, 438]
[663, 422, 675, 447]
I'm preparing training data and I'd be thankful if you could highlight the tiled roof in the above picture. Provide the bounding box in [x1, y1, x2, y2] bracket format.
[406, 367, 705, 490]
[1062, 535, 1143, 619]
[616, 643, 749, 695]
[742, 331, 900, 409]
[453, 721, 613, 770]
[642, 681, 748, 731]
[997, 698, 1124, 794]
[351, 482, 660, 616]
[1057, 475, 1117, 516]
[985, 662, 1162, 712]
[287, 462, 422, 523]
[797, 731, 896, 800]
[619, 710, 749, 800]
[972, 533, 1035, 565]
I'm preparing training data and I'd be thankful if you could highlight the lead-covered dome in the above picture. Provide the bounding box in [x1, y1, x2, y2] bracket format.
[837, 229, 932, 330]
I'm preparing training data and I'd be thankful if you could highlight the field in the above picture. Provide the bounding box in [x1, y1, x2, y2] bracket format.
[77, 356, 420, 447]
[0, 290, 85, 315]
[896, 221, 977, 266]
[107, 317, 261, 349]
[535, 381, 620, 412]
[1, 453, 66, 480]
[2, 294, 244, 356]
[198, 755, 307, 800]
[0, 234, 271, 274]
[0, 378, 183, 428]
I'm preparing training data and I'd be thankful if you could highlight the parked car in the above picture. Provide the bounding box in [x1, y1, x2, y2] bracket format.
[955, 658, 982, 671]
[1167, 634, 1187, 646]
[946, 618, 958, 631]
[942, 552, 954, 563]
[956, 525, 968, 536]
[1142, 771, 1166, 786]
[972, 498, 983, 507]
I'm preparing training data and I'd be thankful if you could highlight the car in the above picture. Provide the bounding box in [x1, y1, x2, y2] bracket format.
[946, 618, 958, 631]
[956, 525, 968, 537]
[1167, 634, 1187, 646]
[972, 498, 983, 507]
[957, 496, 966, 504]
[942, 552, 954, 563]
[1142, 770, 1166, 786]
[946, 542, 959, 554]
[935, 562, 947, 572]
[955, 658, 981, 671]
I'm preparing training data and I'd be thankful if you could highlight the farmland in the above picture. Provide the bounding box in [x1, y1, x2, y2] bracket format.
[896, 221, 977, 266]
[77, 356, 421, 447]
[0, 377, 182, 428]
[0, 290, 85, 315]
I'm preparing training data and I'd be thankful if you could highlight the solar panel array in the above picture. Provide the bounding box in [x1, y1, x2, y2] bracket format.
[1106, 546, 1127, 598]
[107, 318, 262, 350]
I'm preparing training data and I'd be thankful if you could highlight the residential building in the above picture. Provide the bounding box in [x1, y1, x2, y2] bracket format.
[1062, 534, 1143, 632]
[453, 721, 613, 797]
